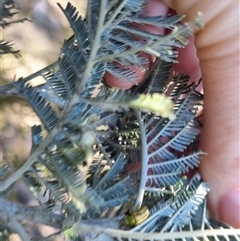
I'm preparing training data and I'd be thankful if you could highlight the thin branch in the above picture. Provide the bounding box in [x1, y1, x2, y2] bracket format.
[0, 18, 31, 27]
[131, 109, 148, 212]
[86, 0, 94, 44]
[37, 89, 66, 108]
[60, 0, 108, 120]
[20, 61, 59, 84]
[0, 2, 109, 189]
[95, 136, 113, 166]
[0, 82, 22, 97]
[105, 0, 119, 14]
[116, 24, 163, 40]
[0, 50, 20, 55]
[75, 0, 107, 96]
[78, 222, 240, 240]
[146, 89, 192, 145]
[148, 120, 196, 158]
[147, 151, 204, 168]
[103, 0, 129, 30]
[0, 5, 109, 188]
[0, 127, 59, 191]
[0, 82, 65, 108]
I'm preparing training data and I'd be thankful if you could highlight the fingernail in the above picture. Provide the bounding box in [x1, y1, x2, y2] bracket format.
[218, 189, 240, 228]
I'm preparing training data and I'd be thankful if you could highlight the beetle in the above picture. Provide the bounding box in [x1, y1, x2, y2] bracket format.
[122, 206, 149, 227]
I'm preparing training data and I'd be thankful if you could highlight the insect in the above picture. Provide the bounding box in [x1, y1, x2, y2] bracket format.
[122, 206, 149, 227]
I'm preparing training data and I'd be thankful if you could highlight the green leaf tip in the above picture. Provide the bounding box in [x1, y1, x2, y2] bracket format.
[130, 93, 174, 118]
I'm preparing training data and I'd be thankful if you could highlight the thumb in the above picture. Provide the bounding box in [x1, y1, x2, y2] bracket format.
[163, 0, 240, 227]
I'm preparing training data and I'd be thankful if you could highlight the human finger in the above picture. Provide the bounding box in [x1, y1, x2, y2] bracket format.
[163, 0, 240, 228]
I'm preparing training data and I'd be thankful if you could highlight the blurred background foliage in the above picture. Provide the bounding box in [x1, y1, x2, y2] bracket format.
[1, 4, 88, 235]
[1, 0, 87, 168]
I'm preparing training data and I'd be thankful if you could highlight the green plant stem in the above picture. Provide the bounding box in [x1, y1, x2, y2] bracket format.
[131, 109, 148, 212]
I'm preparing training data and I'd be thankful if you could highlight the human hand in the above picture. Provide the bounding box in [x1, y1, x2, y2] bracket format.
[105, 0, 240, 228]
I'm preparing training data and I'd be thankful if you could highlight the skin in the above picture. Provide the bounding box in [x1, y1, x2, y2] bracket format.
[105, 0, 240, 228]
[164, 0, 240, 228]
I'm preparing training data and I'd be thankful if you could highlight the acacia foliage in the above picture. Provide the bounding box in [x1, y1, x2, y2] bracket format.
[0, 1, 239, 241]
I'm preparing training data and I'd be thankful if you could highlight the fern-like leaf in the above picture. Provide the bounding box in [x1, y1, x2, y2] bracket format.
[94, 154, 127, 191]
[100, 177, 138, 210]
[58, 3, 90, 52]
[0, 40, 20, 57]
[14, 81, 58, 131]
[160, 174, 209, 232]
[132, 59, 173, 95]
